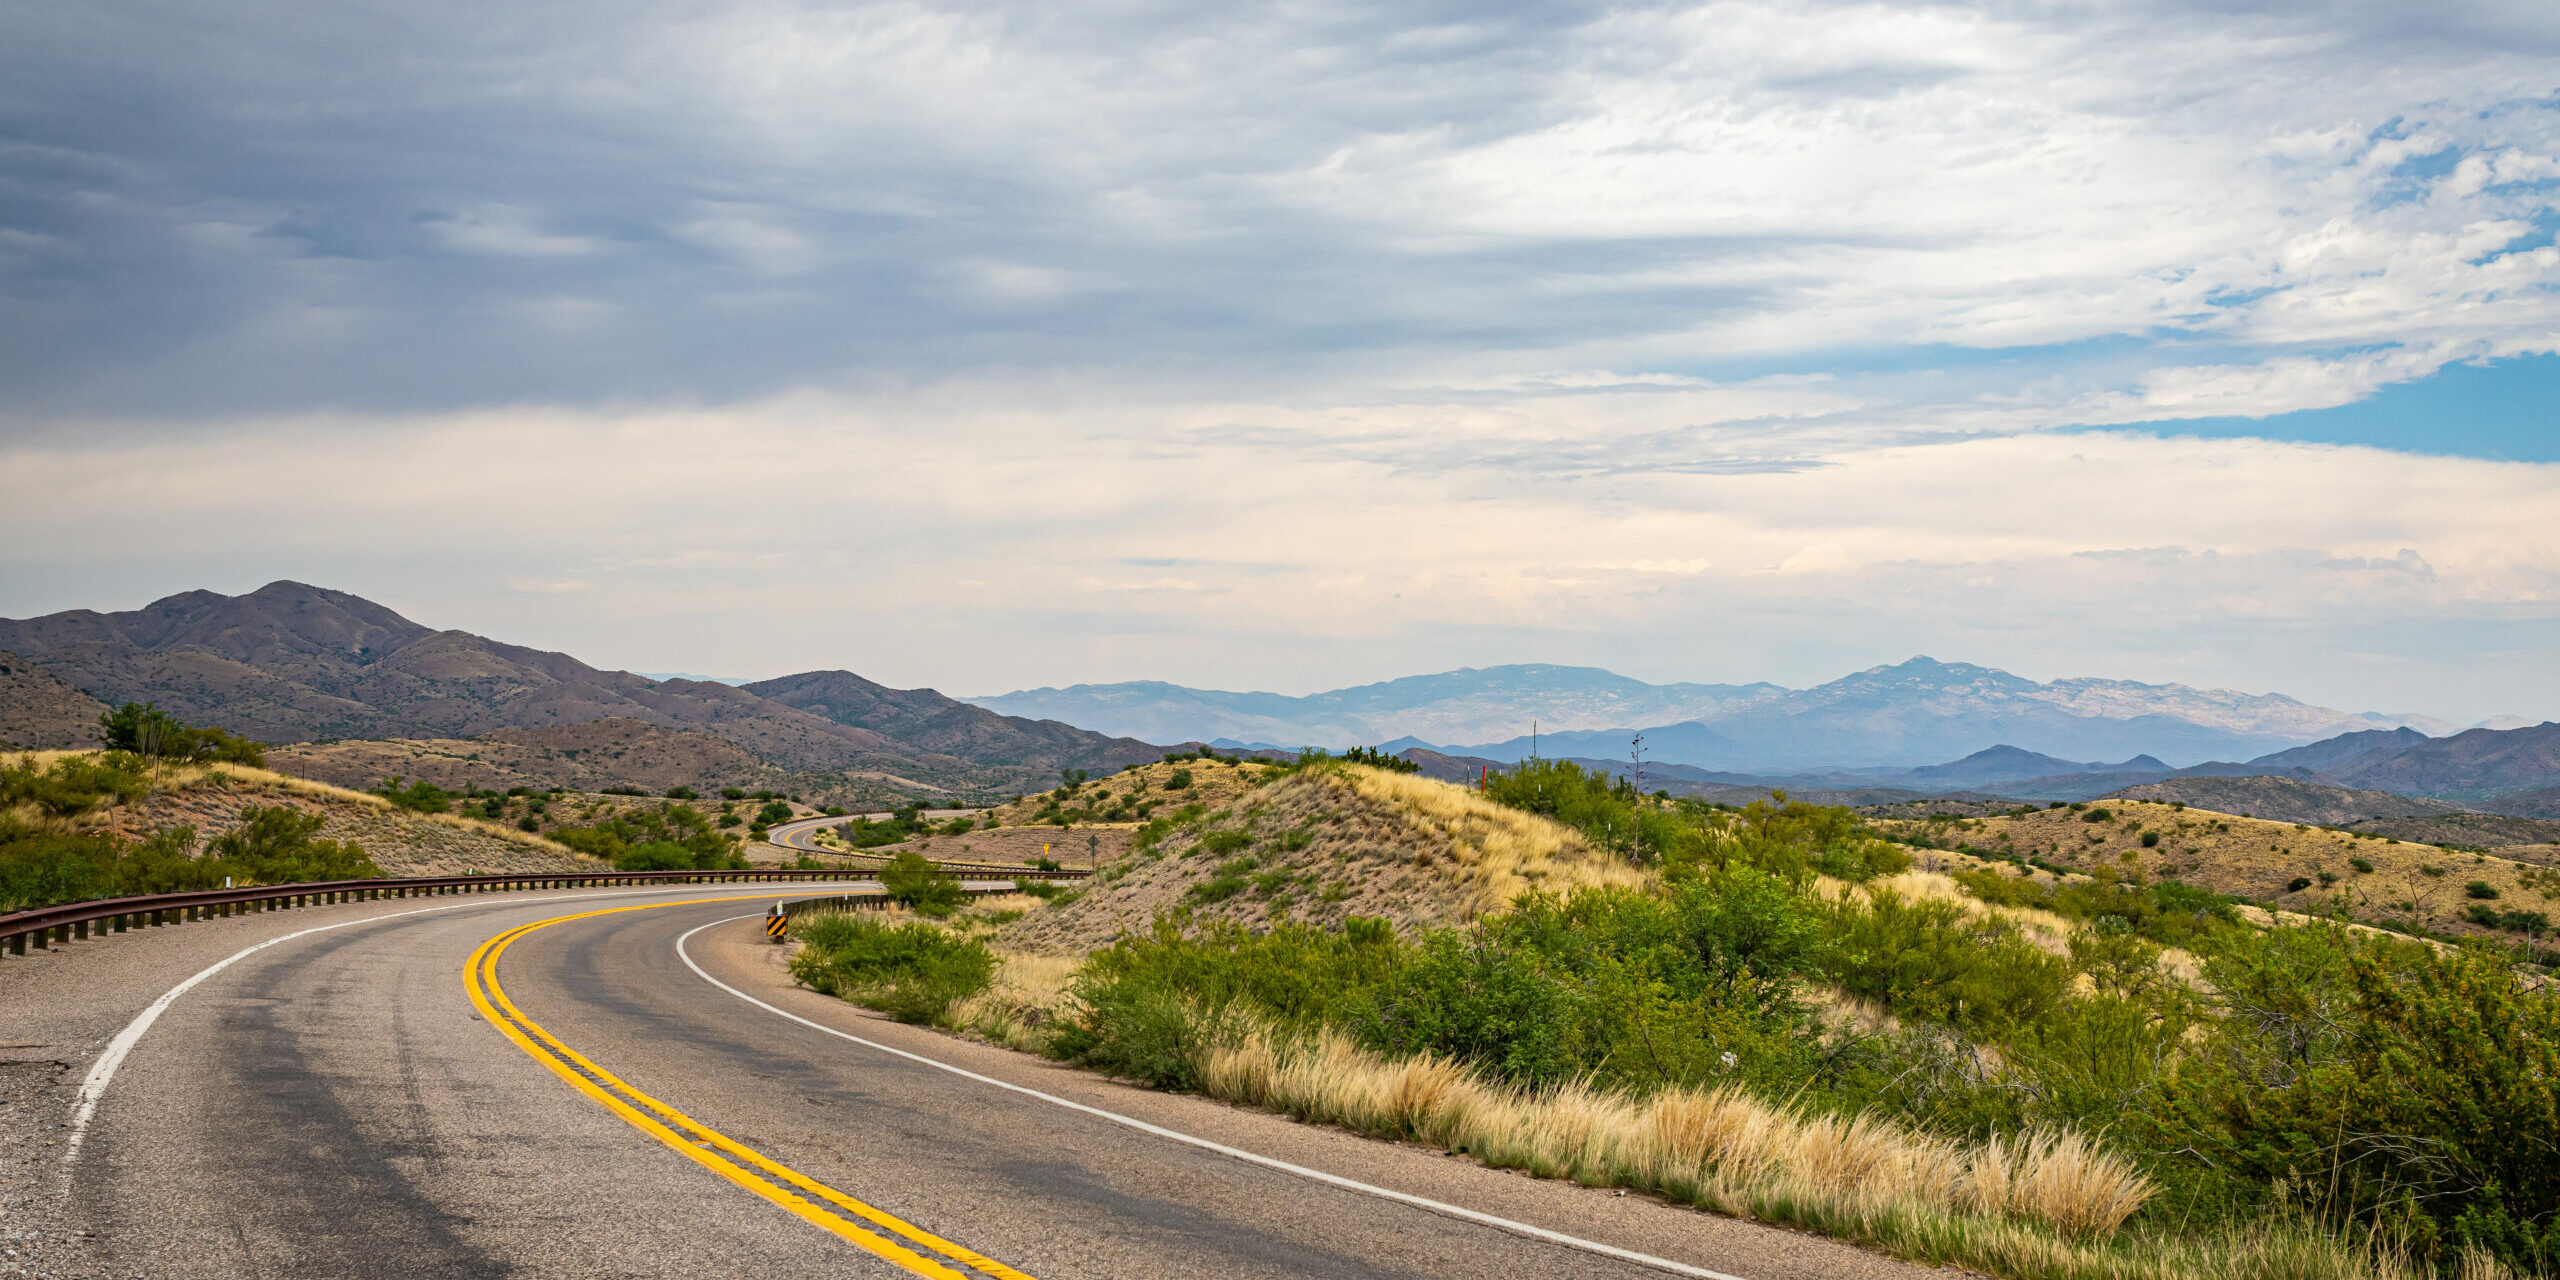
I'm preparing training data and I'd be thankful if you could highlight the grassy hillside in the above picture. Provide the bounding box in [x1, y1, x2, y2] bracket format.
[1880, 799, 2558, 943]
[2106, 775, 2461, 826]
[788, 757, 2560, 1280]
[1000, 761, 1646, 952]
[3, 749, 597, 911]
[992, 753, 1275, 825]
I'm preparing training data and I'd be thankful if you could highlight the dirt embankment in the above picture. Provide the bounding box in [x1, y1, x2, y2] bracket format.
[1000, 764, 1646, 954]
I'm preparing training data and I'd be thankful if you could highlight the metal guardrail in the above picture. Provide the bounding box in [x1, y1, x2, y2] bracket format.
[0, 860, 1086, 958]
[769, 884, 1031, 921]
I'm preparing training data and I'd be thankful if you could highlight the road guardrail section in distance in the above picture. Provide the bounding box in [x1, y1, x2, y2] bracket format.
[0, 861, 1088, 958]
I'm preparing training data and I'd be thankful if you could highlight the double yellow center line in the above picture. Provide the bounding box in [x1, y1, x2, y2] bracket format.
[464, 897, 1039, 1280]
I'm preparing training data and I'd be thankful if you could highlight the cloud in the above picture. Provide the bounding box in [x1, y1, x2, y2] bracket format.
[3, 0, 2556, 724]
[0, 0, 2552, 430]
[1, 391, 2551, 720]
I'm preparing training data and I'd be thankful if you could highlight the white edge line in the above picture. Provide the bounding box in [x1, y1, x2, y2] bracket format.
[60, 885, 804, 1166]
[675, 916, 1750, 1280]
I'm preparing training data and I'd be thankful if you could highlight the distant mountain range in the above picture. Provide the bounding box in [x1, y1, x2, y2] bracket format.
[1529, 722, 2560, 825]
[0, 582, 1177, 798]
[972, 658, 2477, 770]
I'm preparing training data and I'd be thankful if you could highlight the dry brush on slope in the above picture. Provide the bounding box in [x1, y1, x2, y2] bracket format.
[13, 751, 593, 877]
[1883, 799, 2556, 941]
[999, 762, 1646, 953]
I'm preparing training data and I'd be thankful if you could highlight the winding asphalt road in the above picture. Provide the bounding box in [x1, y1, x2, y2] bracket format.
[6, 888, 1938, 1279]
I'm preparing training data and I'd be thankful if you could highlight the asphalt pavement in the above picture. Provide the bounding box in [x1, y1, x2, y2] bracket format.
[5, 889, 1942, 1279]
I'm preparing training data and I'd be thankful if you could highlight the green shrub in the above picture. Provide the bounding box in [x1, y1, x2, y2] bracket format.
[206, 805, 379, 883]
[1165, 769, 1194, 790]
[1338, 746, 1420, 773]
[374, 777, 456, 814]
[551, 803, 743, 870]
[1187, 857, 1256, 902]
[789, 914, 995, 1024]
[2178, 933, 2560, 1271]
[664, 786, 698, 799]
[96, 703, 265, 766]
[2350, 857, 2374, 873]
[2467, 881, 2501, 900]
[2287, 876, 2313, 893]
[1825, 888, 2068, 1037]
[1056, 918, 1403, 1088]
[878, 850, 964, 916]
[0, 752, 149, 818]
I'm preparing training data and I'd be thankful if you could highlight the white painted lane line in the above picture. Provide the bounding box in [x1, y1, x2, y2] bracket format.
[62, 886, 777, 1168]
[676, 916, 1748, 1280]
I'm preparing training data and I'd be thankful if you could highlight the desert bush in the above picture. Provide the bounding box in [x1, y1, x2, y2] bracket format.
[205, 805, 379, 883]
[0, 819, 211, 910]
[789, 913, 995, 1024]
[551, 802, 743, 870]
[878, 849, 964, 916]
[1337, 746, 1420, 773]
[96, 703, 265, 766]
[374, 776, 456, 814]
[2173, 931, 2560, 1272]
[0, 752, 150, 818]
[1825, 887, 2069, 1037]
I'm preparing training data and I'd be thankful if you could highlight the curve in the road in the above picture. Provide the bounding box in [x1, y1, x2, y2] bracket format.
[470, 897, 1038, 1280]
[671, 916, 1747, 1280]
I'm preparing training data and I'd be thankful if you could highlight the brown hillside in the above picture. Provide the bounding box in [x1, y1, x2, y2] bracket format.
[0, 582, 930, 775]
[2104, 775, 2461, 826]
[269, 718, 820, 798]
[0, 650, 107, 749]
[1000, 764, 1647, 954]
[24, 756, 597, 877]
[1881, 799, 2558, 941]
[745, 670, 1170, 777]
[0, 583, 1172, 801]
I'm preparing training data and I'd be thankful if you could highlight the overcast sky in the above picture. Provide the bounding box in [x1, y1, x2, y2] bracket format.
[2, 0, 2555, 721]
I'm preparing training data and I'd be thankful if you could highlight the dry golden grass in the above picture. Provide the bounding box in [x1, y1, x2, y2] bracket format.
[1190, 1022, 2152, 1237]
[993, 757, 1275, 827]
[1347, 766, 1651, 911]
[1886, 800, 2553, 940]
[948, 950, 1082, 1051]
[1815, 868, 2080, 956]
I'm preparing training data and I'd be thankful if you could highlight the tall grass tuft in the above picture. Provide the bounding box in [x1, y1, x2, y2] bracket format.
[1179, 1018, 2157, 1239]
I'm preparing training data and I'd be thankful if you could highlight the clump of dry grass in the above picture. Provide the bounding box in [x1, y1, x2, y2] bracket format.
[1346, 767, 1649, 910]
[948, 950, 1082, 1051]
[1189, 1022, 2152, 1237]
[1168, 1018, 2425, 1280]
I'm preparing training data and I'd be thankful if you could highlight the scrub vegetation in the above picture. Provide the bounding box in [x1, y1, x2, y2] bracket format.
[794, 759, 2558, 1280]
[1, 748, 598, 910]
